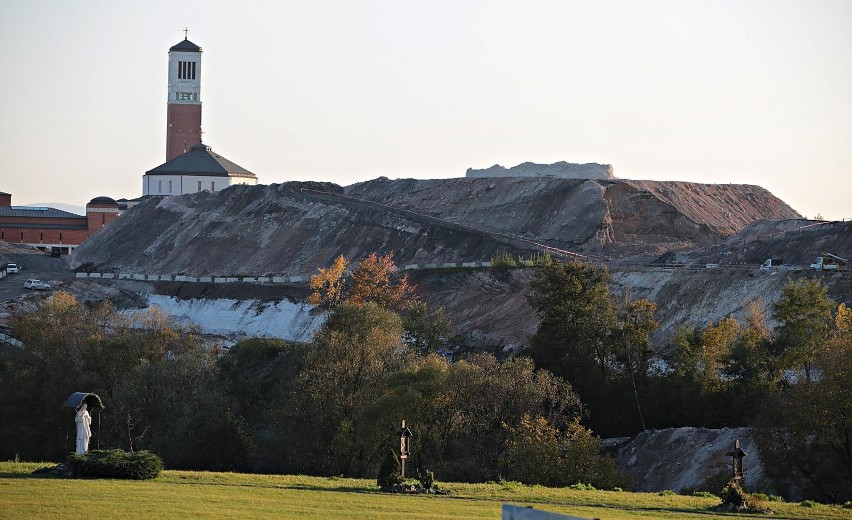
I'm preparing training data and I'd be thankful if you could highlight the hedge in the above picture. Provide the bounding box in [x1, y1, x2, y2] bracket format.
[66, 449, 163, 480]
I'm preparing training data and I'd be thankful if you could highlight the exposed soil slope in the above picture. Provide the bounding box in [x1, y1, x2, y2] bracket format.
[72, 177, 799, 276]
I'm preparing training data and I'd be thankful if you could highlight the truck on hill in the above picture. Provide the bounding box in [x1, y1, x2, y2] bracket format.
[810, 252, 848, 271]
[760, 258, 785, 270]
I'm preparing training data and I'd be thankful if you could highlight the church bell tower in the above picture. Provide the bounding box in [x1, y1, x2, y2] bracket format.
[166, 32, 203, 161]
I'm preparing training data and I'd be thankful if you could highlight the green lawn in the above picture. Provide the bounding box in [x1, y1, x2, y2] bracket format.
[0, 461, 848, 519]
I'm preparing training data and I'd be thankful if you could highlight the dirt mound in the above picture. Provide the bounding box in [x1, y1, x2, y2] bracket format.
[678, 219, 852, 267]
[71, 177, 799, 276]
[607, 427, 765, 493]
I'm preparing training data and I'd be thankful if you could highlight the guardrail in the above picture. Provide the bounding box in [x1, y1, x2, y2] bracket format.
[72, 261, 498, 284]
[68, 261, 832, 285]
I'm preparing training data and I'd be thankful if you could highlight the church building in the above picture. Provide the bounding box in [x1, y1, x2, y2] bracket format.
[142, 35, 257, 196]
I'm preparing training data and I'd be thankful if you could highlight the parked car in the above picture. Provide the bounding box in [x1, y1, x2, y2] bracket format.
[6, 263, 19, 274]
[24, 279, 51, 291]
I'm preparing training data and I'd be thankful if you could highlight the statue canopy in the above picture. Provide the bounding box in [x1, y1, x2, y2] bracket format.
[63, 392, 104, 411]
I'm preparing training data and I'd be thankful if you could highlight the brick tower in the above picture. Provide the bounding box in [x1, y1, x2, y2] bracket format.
[166, 34, 203, 161]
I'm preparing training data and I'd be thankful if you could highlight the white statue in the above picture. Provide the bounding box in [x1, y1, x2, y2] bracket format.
[75, 403, 92, 454]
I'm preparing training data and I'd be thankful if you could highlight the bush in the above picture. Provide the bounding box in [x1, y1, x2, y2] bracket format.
[491, 251, 517, 269]
[66, 449, 163, 480]
[376, 450, 403, 489]
[718, 480, 772, 513]
[800, 500, 817, 508]
[416, 468, 437, 492]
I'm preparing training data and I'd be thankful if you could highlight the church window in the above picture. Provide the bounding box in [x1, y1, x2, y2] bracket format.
[158, 180, 162, 193]
[191, 61, 196, 79]
[59, 232, 62, 242]
[198, 180, 202, 192]
[178, 92, 194, 101]
[211, 181, 215, 191]
[40, 232, 43, 241]
[169, 181, 173, 193]
[20, 232, 24, 241]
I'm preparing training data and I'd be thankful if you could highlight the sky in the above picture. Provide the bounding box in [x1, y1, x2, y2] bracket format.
[0, 0, 850, 219]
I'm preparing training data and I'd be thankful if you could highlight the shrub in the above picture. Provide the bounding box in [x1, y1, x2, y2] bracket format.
[800, 500, 817, 508]
[658, 489, 676, 496]
[416, 468, 437, 492]
[718, 480, 772, 514]
[376, 450, 403, 489]
[569, 483, 597, 491]
[501, 415, 630, 490]
[491, 251, 517, 269]
[66, 450, 163, 480]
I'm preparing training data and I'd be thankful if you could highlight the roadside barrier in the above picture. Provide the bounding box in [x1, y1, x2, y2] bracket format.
[68, 260, 824, 285]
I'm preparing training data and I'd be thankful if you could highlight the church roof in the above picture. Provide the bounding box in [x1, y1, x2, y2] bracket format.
[144, 143, 256, 179]
[169, 38, 202, 53]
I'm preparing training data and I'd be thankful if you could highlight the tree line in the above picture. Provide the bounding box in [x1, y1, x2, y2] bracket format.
[524, 261, 851, 502]
[0, 255, 848, 501]
[0, 253, 624, 489]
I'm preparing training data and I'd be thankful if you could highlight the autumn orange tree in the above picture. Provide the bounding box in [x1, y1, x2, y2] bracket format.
[307, 255, 348, 309]
[308, 252, 417, 311]
[348, 252, 416, 311]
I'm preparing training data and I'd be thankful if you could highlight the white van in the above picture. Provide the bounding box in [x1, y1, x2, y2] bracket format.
[6, 263, 19, 274]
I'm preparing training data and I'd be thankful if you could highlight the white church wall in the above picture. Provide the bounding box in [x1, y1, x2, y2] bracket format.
[143, 175, 257, 196]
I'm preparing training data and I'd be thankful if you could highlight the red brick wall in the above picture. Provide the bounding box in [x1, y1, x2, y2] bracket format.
[86, 205, 119, 236]
[0, 224, 88, 245]
[1, 214, 92, 245]
[0, 194, 11, 207]
[167, 103, 202, 161]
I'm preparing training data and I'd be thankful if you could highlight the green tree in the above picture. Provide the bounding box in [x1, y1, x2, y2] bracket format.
[613, 296, 659, 430]
[525, 260, 616, 394]
[772, 279, 834, 382]
[402, 302, 453, 356]
[757, 332, 852, 502]
[723, 300, 779, 391]
[501, 414, 629, 489]
[294, 302, 411, 475]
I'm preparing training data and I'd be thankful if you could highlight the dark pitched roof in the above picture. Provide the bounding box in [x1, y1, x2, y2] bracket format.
[144, 143, 256, 179]
[170, 38, 202, 52]
[0, 206, 86, 219]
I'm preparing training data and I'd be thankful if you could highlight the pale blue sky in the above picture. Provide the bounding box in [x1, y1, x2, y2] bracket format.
[1, 0, 850, 219]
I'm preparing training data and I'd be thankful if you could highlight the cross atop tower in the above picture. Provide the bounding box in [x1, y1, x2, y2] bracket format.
[183, 27, 190, 39]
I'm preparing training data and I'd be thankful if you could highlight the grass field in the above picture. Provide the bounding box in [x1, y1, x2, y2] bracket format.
[1, 461, 849, 519]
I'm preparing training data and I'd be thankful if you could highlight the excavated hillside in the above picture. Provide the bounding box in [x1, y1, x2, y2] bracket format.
[72, 177, 798, 275]
[346, 177, 800, 257]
